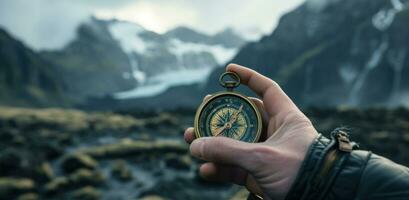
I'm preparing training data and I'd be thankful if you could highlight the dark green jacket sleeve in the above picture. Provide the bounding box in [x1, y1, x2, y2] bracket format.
[286, 130, 409, 200]
[354, 152, 409, 199]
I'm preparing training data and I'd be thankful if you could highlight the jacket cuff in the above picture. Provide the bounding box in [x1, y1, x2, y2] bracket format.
[285, 129, 360, 200]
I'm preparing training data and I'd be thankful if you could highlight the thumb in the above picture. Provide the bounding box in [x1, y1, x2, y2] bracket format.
[190, 137, 255, 169]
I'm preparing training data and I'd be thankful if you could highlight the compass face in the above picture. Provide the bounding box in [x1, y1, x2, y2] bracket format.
[195, 92, 261, 143]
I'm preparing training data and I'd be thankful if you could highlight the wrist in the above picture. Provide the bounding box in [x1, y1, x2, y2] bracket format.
[285, 129, 358, 200]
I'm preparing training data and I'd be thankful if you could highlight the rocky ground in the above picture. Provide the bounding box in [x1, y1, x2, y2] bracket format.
[0, 106, 408, 200]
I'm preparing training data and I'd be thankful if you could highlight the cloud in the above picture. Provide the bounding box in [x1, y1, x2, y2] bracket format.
[0, 0, 304, 50]
[0, 0, 92, 50]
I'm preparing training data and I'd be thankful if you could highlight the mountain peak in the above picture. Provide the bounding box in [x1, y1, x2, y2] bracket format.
[165, 26, 245, 48]
[165, 26, 210, 44]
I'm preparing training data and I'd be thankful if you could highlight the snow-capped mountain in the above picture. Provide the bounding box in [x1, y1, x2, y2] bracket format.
[100, 0, 409, 111]
[110, 20, 243, 99]
[42, 17, 246, 101]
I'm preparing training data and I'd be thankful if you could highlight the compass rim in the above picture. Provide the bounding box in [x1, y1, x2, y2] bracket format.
[194, 91, 262, 143]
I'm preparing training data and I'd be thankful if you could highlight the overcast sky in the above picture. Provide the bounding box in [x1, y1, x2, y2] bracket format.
[0, 0, 304, 50]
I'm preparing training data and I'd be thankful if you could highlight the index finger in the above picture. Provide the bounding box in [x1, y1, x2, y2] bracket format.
[226, 64, 299, 116]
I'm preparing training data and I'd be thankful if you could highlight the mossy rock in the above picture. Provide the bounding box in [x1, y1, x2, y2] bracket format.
[139, 195, 169, 200]
[0, 107, 144, 134]
[17, 193, 39, 200]
[111, 160, 133, 182]
[79, 139, 187, 159]
[34, 162, 54, 182]
[0, 178, 35, 199]
[71, 186, 101, 200]
[68, 169, 106, 186]
[44, 177, 70, 194]
[61, 153, 98, 173]
[45, 169, 105, 194]
[145, 113, 178, 128]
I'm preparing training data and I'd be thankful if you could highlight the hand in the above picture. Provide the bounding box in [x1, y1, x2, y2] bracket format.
[184, 64, 318, 200]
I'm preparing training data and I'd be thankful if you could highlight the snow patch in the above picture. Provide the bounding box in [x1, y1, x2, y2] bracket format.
[127, 54, 146, 83]
[169, 39, 237, 65]
[114, 68, 213, 99]
[339, 64, 359, 85]
[108, 21, 150, 54]
[367, 41, 389, 69]
[372, 0, 404, 31]
[348, 40, 389, 104]
[108, 21, 148, 83]
[391, 0, 404, 10]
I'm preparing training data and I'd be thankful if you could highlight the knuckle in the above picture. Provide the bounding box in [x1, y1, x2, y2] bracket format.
[280, 110, 313, 127]
[270, 79, 280, 88]
[263, 79, 281, 96]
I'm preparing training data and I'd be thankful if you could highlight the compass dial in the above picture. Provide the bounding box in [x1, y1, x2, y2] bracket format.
[195, 92, 261, 143]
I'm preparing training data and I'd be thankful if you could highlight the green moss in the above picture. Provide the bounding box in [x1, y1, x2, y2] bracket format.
[0, 178, 35, 198]
[17, 193, 39, 200]
[0, 107, 144, 133]
[68, 169, 105, 186]
[61, 153, 98, 173]
[71, 186, 101, 200]
[44, 177, 70, 193]
[79, 139, 187, 159]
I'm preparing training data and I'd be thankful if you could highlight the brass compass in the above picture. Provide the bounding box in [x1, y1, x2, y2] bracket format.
[194, 72, 262, 143]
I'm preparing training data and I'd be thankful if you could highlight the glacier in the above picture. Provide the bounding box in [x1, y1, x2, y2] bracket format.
[108, 21, 148, 83]
[108, 20, 241, 99]
[113, 68, 213, 99]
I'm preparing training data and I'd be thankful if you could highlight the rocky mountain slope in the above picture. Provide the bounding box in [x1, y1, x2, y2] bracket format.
[42, 17, 245, 101]
[41, 18, 136, 101]
[206, 0, 409, 107]
[0, 29, 68, 107]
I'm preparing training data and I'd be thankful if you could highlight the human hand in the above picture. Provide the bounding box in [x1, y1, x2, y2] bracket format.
[184, 64, 318, 200]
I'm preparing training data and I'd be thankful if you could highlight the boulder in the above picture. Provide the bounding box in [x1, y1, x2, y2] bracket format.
[44, 177, 70, 194]
[111, 160, 133, 182]
[145, 113, 178, 128]
[34, 162, 54, 182]
[79, 139, 187, 159]
[61, 153, 98, 173]
[45, 169, 105, 194]
[17, 193, 39, 200]
[71, 186, 101, 200]
[139, 195, 169, 200]
[0, 178, 35, 199]
[68, 169, 106, 186]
